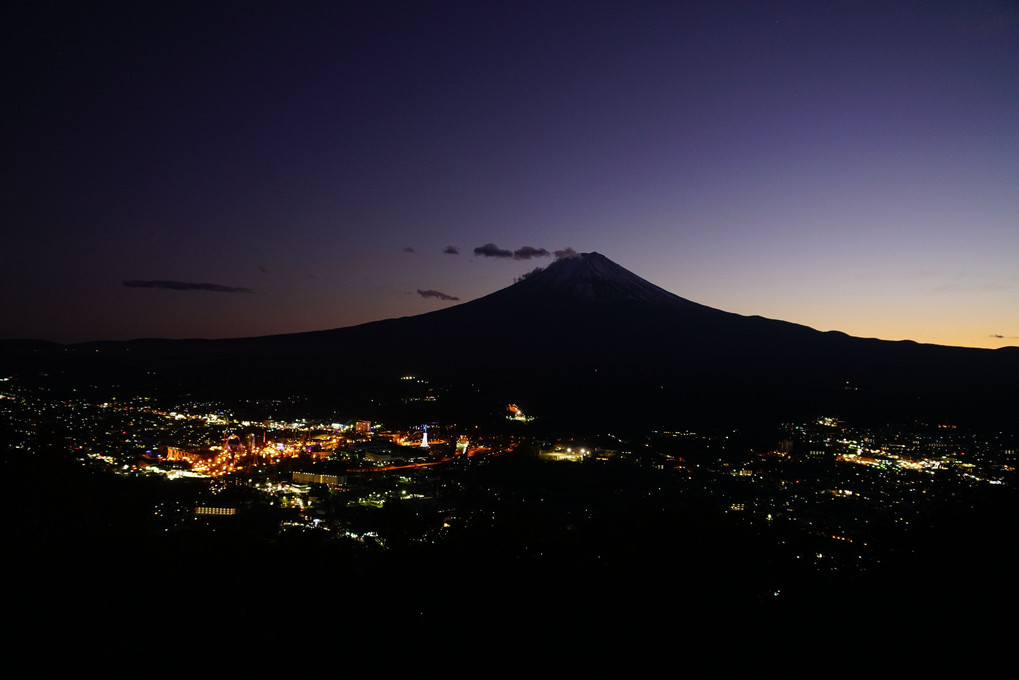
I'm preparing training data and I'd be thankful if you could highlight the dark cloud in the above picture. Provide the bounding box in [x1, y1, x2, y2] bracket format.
[990, 334, 1019, 339]
[474, 243, 513, 258]
[123, 280, 254, 293]
[417, 289, 460, 301]
[554, 247, 579, 260]
[259, 265, 270, 274]
[443, 245, 460, 255]
[513, 246, 550, 260]
[403, 246, 416, 253]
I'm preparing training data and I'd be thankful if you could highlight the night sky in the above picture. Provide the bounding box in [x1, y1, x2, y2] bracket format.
[3, 1, 1016, 348]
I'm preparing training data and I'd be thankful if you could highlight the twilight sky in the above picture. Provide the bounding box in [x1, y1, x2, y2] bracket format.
[3, 1, 1017, 348]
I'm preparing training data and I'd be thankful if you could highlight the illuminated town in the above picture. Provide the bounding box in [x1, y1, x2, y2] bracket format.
[3, 371, 1014, 606]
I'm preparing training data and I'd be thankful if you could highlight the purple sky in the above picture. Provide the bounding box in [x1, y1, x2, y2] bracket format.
[3, 1, 1017, 348]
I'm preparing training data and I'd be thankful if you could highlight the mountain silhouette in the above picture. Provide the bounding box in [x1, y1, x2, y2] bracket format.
[3, 252, 1017, 431]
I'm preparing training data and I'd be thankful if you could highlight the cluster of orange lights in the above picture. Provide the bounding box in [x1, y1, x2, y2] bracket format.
[164, 438, 336, 477]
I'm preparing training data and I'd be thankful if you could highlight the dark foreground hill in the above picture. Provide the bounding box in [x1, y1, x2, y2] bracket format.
[3, 252, 1017, 431]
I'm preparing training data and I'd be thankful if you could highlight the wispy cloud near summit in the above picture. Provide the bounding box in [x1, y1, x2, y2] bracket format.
[474, 243, 512, 258]
[513, 246, 549, 260]
[474, 244, 552, 260]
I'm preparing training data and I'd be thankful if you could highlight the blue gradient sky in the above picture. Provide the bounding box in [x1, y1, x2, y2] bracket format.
[3, 1, 1016, 347]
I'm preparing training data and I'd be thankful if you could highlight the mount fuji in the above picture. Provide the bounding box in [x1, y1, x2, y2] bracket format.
[4, 252, 1017, 430]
